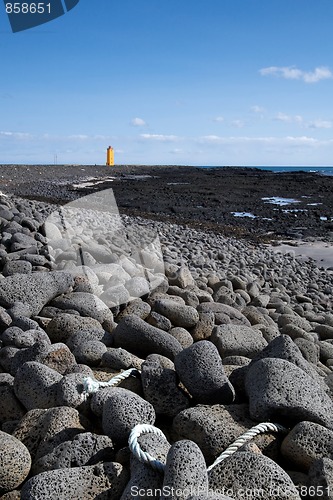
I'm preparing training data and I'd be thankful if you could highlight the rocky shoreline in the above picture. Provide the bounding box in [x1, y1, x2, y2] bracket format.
[0, 167, 333, 498]
[1, 164, 333, 241]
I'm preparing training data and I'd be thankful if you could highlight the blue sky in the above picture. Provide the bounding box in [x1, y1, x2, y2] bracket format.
[1, 0, 333, 166]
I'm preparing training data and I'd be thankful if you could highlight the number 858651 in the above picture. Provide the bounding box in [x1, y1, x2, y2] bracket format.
[5, 3, 51, 14]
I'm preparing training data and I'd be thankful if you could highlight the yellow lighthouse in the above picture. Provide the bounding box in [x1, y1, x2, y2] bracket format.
[106, 146, 114, 166]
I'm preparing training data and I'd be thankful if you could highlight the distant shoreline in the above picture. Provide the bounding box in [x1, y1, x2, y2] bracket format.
[1, 163, 333, 172]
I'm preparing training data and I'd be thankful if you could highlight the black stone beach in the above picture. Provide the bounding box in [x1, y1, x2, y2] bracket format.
[0, 164, 333, 498]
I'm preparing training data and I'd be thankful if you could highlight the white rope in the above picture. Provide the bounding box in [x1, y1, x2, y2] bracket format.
[206, 422, 288, 472]
[128, 424, 168, 472]
[127, 422, 288, 473]
[81, 368, 140, 401]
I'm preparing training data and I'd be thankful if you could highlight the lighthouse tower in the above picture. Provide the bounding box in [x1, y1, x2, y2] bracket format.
[106, 146, 114, 166]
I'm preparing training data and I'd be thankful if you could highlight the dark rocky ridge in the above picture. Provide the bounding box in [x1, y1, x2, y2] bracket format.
[1, 164, 333, 241]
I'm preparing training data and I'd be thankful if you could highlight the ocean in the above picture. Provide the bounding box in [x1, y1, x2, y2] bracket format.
[256, 166, 333, 175]
[200, 166, 333, 175]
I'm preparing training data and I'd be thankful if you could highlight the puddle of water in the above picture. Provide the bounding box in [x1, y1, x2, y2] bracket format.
[282, 209, 307, 213]
[231, 212, 257, 218]
[72, 177, 116, 188]
[262, 197, 300, 206]
[124, 175, 153, 180]
[167, 182, 190, 185]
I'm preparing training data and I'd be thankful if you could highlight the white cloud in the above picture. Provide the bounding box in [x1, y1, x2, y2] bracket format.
[308, 119, 332, 129]
[140, 134, 180, 142]
[213, 116, 224, 122]
[68, 134, 90, 140]
[93, 134, 110, 140]
[251, 105, 265, 113]
[274, 112, 303, 123]
[231, 119, 245, 128]
[259, 65, 332, 83]
[131, 117, 146, 127]
[0, 131, 32, 138]
[198, 135, 320, 146]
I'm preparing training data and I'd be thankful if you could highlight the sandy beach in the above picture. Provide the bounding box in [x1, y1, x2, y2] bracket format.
[269, 241, 333, 270]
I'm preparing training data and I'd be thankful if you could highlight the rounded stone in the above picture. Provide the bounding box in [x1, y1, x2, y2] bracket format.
[0, 431, 31, 494]
[56, 372, 89, 409]
[249, 334, 321, 383]
[14, 361, 62, 410]
[208, 451, 300, 499]
[50, 291, 114, 324]
[71, 340, 107, 366]
[0, 373, 25, 425]
[154, 298, 199, 328]
[190, 310, 215, 341]
[281, 421, 333, 470]
[211, 324, 267, 359]
[174, 341, 235, 404]
[32, 432, 115, 475]
[294, 338, 320, 365]
[12, 406, 86, 461]
[278, 314, 312, 332]
[113, 314, 183, 360]
[147, 311, 172, 331]
[120, 431, 171, 499]
[0, 271, 73, 316]
[20, 462, 128, 500]
[102, 387, 156, 444]
[198, 302, 251, 326]
[116, 298, 151, 321]
[2, 260, 33, 276]
[308, 457, 333, 498]
[173, 404, 260, 464]
[1, 327, 50, 348]
[46, 313, 104, 343]
[169, 327, 193, 348]
[101, 347, 136, 371]
[245, 358, 333, 429]
[141, 354, 190, 417]
[41, 342, 77, 374]
[162, 440, 208, 499]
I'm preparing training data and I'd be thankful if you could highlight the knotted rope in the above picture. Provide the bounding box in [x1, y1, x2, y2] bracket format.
[128, 424, 168, 472]
[128, 422, 288, 472]
[81, 367, 140, 401]
[81, 371, 288, 472]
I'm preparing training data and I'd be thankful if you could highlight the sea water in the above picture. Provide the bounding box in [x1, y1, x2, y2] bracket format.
[257, 166, 333, 175]
[199, 166, 333, 176]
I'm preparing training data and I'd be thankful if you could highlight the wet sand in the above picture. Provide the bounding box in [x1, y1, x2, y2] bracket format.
[269, 241, 333, 270]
